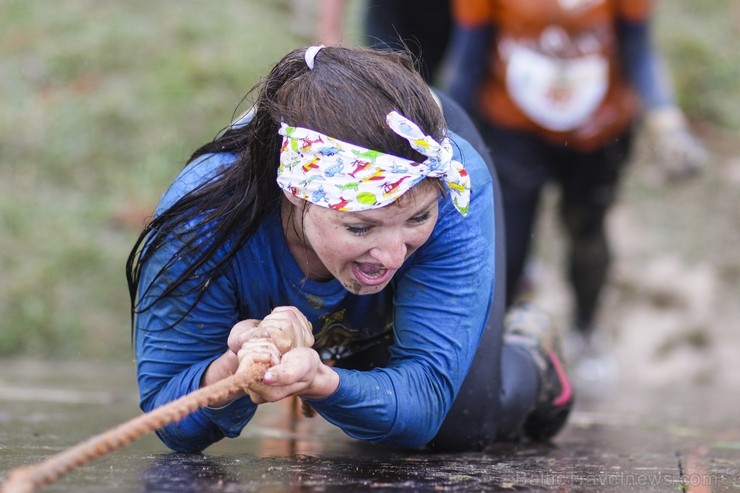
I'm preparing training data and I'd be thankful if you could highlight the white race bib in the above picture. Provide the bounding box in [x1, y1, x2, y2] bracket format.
[505, 43, 608, 131]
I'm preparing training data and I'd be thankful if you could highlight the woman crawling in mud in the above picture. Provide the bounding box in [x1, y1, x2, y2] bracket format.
[126, 44, 573, 454]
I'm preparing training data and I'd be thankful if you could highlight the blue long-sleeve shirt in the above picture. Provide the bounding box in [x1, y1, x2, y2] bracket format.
[134, 131, 495, 453]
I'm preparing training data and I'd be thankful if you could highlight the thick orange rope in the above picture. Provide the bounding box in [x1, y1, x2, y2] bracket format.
[1, 362, 269, 493]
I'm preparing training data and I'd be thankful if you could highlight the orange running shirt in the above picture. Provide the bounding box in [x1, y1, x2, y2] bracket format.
[453, 0, 651, 150]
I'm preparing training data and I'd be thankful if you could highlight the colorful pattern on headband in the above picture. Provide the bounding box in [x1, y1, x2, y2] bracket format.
[276, 111, 471, 216]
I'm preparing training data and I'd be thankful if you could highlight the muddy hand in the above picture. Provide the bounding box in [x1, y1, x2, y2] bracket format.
[236, 336, 281, 403]
[229, 306, 314, 356]
[258, 306, 314, 352]
[646, 107, 709, 181]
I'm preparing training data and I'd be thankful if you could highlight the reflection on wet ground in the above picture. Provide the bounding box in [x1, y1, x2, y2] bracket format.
[1, 359, 738, 492]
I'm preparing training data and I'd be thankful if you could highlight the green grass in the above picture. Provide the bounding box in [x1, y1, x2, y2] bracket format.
[0, 0, 327, 358]
[0, 0, 736, 359]
[654, 0, 740, 128]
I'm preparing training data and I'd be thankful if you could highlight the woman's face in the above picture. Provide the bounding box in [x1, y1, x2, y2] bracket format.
[284, 186, 440, 295]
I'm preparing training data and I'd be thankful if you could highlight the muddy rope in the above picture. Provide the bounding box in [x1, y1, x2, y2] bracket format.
[1, 362, 269, 493]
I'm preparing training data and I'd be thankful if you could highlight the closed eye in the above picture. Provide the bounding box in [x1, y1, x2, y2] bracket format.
[346, 225, 372, 236]
[409, 211, 431, 225]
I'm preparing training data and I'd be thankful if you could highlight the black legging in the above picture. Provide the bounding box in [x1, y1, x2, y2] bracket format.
[429, 92, 540, 451]
[479, 123, 633, 331]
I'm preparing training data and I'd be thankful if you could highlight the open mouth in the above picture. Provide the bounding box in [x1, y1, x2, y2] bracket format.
[351, 261, 394, 287]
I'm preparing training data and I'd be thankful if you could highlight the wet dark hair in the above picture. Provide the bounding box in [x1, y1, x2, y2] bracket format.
[126, 46, 446, 327]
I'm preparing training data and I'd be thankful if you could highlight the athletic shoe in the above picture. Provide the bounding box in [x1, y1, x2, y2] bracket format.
[564, 328, 619, 400]
[503, 302, 575, 441]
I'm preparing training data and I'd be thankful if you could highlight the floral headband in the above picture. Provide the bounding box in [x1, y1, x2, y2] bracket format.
[276, 111, 471, 216]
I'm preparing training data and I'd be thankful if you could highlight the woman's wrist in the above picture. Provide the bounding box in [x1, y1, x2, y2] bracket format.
[201, 351, 241, 407]
[201, 351, 239, 387]
[300, 364, 339, 400]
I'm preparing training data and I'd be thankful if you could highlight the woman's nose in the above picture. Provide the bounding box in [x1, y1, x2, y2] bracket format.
[370, 235, 408, 270]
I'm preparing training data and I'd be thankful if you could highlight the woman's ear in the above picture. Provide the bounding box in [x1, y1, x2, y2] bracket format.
[282, 189, 305, 208]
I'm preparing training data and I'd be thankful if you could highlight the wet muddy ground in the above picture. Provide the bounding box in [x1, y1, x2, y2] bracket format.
[1, 359, 739, 492]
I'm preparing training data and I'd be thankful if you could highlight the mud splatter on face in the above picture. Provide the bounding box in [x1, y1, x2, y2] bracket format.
[341, 279, 364, 295]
